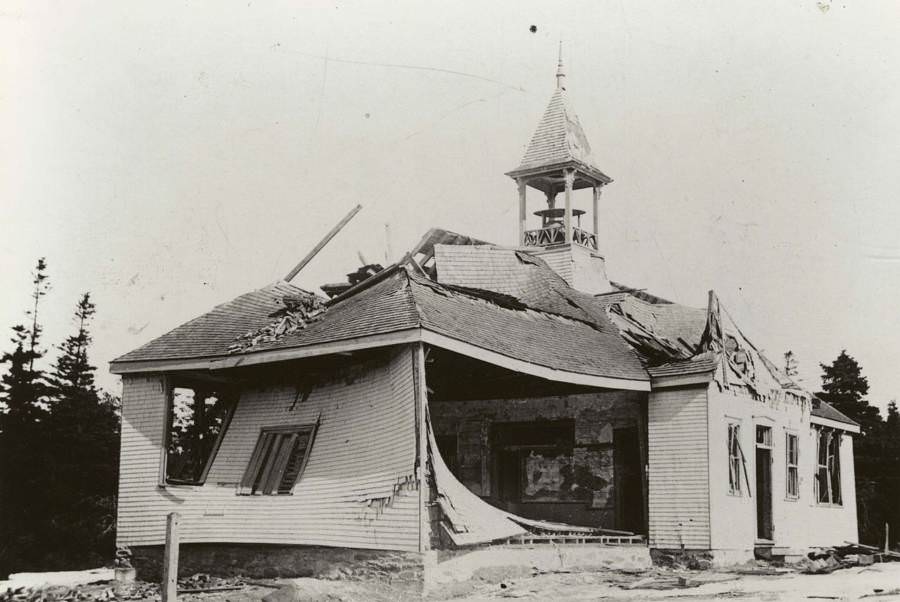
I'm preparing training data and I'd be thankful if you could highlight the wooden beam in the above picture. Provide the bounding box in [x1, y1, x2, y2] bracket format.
[161, 512, 180, 602]
[284, 204, 362, 282]
[563, 170, 574, 243]
[413, 343, 430, 552]
[517, 178, 527, 246]
[592, 185, 601, 240]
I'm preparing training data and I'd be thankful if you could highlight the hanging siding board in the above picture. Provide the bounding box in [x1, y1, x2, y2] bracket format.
[115, 347, 420, 552]
[647, 386, 711, 549]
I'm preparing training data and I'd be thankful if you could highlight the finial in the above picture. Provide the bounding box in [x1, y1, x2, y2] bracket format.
[556, 41, 566, 90]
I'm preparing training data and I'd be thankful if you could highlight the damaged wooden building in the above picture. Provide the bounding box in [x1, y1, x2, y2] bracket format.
[110, 58, 860, 580]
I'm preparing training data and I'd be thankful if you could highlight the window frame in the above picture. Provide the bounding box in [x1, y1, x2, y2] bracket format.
[238, 423, 318, 496]
[727, 422, 743, 496]
[814, 427, 842, 506]
[785, 431, 799, 500]
[160, 378, 239, 487]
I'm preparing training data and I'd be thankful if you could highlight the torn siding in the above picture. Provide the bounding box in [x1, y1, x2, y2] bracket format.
[116, 347, 420, 551]
[427, 421, 527, 546]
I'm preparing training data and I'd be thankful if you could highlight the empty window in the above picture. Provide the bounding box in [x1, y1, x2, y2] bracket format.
[786, 433, 799, 499]
[756, 425, 772, 447]
[815, 428, 841, 505]
[166, 385, 238, 485]
[728, 423, 743, 495]
[239, 425, 317, 495]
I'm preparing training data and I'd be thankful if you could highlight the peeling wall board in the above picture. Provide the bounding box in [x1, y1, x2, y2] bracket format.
[116, 347, 420, 551]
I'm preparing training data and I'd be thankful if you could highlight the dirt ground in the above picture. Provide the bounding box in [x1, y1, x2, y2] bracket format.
[6, 564, 900, 601]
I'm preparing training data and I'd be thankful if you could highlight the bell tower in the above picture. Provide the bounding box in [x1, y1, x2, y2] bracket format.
[505, 47, 613, 294]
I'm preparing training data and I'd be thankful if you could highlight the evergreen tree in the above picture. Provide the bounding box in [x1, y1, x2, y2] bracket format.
[818, 349, 881, 436]
[50, 293, 97, 399]
[0, 259, 51, 576]
[41, 293, 120, 569]
[0, 259, 52, 428]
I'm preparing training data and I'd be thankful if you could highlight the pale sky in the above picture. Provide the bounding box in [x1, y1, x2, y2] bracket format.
[2, 1, 898, 410]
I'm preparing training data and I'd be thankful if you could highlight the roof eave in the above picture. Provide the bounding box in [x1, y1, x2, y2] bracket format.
[505, 160, 613, 185]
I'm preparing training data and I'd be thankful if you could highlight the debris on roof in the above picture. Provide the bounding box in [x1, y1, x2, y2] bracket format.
[320, 263, 384, 298]
[227, 292, 327, 353]
[606, 295, 706, 364]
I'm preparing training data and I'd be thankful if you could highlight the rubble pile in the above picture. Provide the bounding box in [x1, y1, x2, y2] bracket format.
[229, 293, 326, 353]
[0, 575, 263, 602]
[799, 542, 900, 574]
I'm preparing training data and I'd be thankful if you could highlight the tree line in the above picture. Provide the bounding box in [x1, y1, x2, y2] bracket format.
[0, 259, 120, 578]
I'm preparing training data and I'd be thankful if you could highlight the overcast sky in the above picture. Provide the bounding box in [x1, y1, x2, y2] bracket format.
[2, 1, 898, 409]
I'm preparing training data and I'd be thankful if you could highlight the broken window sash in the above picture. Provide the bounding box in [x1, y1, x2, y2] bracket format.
[815, 427, 842, 505]
[786, 432, 799, 498]
[165, 384, 238, 485]
[239, 423, 317, 495]
[727, 423, 742, 495]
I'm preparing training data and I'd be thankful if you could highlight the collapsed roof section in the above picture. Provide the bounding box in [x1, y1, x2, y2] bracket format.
[109, 227, 859, 430]
[110, 238, 649, 389]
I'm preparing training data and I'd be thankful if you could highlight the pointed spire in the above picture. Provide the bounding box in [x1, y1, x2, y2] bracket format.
[556, 41, 566, 90]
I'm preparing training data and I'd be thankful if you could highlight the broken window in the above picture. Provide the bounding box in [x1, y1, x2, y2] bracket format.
[728, 423, 742, 495]
[815, 428, 841, 505]
[239, 424, 317, 495]
[786, 433, 799, 499]
[166, 384, 238, 485]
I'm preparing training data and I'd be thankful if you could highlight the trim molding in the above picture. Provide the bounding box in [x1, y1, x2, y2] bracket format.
[110, 327, 651, 391]
[810, 415, 861, 434]
[650, 372, 714, 389]
[110, 329, 421, 374]
[420, 330, 650, 391]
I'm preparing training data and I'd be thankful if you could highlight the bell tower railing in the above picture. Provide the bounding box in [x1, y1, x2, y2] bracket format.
[524, 226, 597, 250]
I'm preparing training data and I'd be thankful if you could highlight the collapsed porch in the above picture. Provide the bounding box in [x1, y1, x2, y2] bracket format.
[424, 346, 649, 547]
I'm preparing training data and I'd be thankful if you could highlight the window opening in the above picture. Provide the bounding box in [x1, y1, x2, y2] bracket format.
[815, 428, 841, 505]
[239, 424, 317, 495]
[166, 384, 238, 485]
[786, 432, 799, 498]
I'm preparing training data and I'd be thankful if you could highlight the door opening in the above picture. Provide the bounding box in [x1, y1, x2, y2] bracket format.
[755, 425, 773, 540]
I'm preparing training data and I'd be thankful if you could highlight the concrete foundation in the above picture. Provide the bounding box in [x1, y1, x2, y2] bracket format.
[425, 544, 651, 589]
[130, 542, 653, 591]
[129, 544, 424, 583]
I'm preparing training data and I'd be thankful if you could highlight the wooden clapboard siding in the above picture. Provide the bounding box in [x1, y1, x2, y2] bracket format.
[116, 346, 420, 551]
[647, 386, 711, 549]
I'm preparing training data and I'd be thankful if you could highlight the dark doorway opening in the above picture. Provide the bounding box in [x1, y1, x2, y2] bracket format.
[614, 427, 644, 533]
[755, 425, 774, 540]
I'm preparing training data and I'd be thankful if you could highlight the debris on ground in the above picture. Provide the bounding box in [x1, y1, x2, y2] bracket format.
[795, 542, 900, 575]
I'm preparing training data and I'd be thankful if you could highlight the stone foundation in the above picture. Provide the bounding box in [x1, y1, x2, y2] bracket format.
[129, 544, 423, 584]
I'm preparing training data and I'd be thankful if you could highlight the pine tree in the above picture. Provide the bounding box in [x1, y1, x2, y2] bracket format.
[40, 293, 120, 570]
[50, 293, 97, 400]
[0, 258, 51, 576]
[0, 259, 52, 429]
[818, 349, 881, 437]
[784, 350, 799, 379]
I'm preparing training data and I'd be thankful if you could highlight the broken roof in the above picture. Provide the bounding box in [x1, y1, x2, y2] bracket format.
[111, 261, 649, 387]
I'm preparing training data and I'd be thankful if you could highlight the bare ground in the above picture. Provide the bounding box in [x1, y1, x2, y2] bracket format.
[6, 564, 900, 601]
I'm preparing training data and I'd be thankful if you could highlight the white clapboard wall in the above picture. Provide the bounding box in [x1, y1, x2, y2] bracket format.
[647, 386, 711, 549]
[116, 346, 420, 551]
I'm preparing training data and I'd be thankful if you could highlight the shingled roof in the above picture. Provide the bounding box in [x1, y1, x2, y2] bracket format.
[111, 264, 649, 385]
[506, 86, 611, 187]
[112, 281, 307, 364]
[812, 397, 860, 428]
